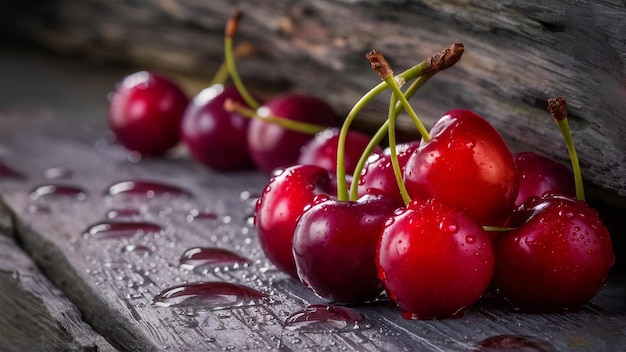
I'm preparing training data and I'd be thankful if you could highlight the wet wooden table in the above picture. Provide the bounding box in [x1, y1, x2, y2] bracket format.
[1, 46, 625, 352]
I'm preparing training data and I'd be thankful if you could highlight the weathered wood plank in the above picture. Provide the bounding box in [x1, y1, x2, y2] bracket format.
[1, 0, 625, 197]
[0, 201, 117, 352]
[0, 46, 625, 351]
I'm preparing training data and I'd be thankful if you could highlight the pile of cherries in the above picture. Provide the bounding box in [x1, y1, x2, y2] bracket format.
[107, 13, 614, 320]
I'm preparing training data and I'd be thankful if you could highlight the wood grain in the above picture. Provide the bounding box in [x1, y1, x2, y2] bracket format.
[1, 0, 625, 197]
[0, 46, 625, 351]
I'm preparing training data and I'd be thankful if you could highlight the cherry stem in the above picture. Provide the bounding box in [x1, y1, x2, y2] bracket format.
[366, 50, 431, 143]
[548, 97, 585, 201]
[335, 43, 464, 201]
[210, 42, 259, 86]
[483, 226, 517, 232]
[348, 73, 434, 201]
[224, 99, 326, 134]
[225, 10, 261, 110]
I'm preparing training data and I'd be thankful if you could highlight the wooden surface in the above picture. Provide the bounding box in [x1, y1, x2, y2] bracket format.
[1, 46, 626, 351]
[1, 0, 625, 198]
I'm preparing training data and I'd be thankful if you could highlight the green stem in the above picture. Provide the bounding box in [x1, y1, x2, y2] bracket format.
[336, 43, 464, 201]
[224, 14, 260, 110]
[209, 62, 230, 86]
[348, 74, 434, 201]
[224, 99, 326, 134]
[556, 118, 585, 201]
[483, 226, 517, 232]
[548, 97, 585, 201]
[386, 87, 411, 205]
[348, 122, 389, 201]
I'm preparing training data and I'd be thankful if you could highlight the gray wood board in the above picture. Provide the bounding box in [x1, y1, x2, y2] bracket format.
[0, 202, 117, 352]
[1, 45, 625, 351]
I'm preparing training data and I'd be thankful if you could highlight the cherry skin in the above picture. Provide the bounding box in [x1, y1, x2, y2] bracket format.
[297, 128, 382, 175]
[255, 164, 331, 278]
[403, 110, 519, 225]
[492, 193, 614, 311]
[247, 94, 338, 174]
[377, 198, 495, 319]
[513, 151, 576, 207]
[358, 140, 420, 206]
[292, 194, 397, 303]
[181, 84, 256, 171]
[108, 71, 189, 156]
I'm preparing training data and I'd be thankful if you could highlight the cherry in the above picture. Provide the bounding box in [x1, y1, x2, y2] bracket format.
[246, 94, 339, 174]
[292, 194, 397, 303]
[108, 71, 189, 156]
[377, 198, 495, 319]
[492, 194, 614, 311]
[513, 151, 576, 207]
[180, 84, 256, 171]
[254, 164, 332, 278]
[357, 140, 420, 206]
[297, 128, 382, 175]
[403, 109, 519, 225]
[491, 98, 614, 311]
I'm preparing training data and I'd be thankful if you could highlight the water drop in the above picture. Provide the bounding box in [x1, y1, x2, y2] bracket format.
[284, 305, 368, 332]
[0, 160, 25, 179]
[30, 184, 86, 201]
[121, 244, 152, 254]
[107, 207, 142, 219]
[43, 167, 74, 179]
[465, 235, 477, 244]
[84, 221, 163, 239]
[474, 334, 556, 351]
[106, 180, 191, 198]
[179, 247, 250, 271]
[186, 209, 218, 222]
[439, 218, 459, 235]
[25, 204, 52, 214]
[152, 282, 267, 309]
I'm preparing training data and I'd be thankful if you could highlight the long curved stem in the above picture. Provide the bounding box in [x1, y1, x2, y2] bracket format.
[224, 11, 261, 109]
[348, 74, 434, 200]
[548, 97, 585, 201]
[335, 43, 465, 201]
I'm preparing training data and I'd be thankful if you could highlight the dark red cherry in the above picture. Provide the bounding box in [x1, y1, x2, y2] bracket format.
[297, 128, 381, 175]
[108, 71, 189, 156]
[292, 194, 397, 303]
[358, 140, 420, 206]
[403, 110, 519, 225]
[255, 164, 332, 278]
[377, 198, 495, 319]
[181, 84, 256, 171]
[492, 194, 614, 311]
[513, 151, 576, 207]
[247, 94, 338, 174]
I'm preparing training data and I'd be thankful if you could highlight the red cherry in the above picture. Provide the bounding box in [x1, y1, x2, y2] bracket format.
[513, 151, 576, 207]
[492, 194, 614, 311]
[181, 84, 256, 171]
[377, 198, 495, 319]
[297, 128, 381, 175]
[255, 164, 331, 278]
[108, 71, 189, 156]
[358, 140, 420, 206]
[292, 194, 397, 303]
[247, 94, 338, 174]
[403, 110, 518, 225]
